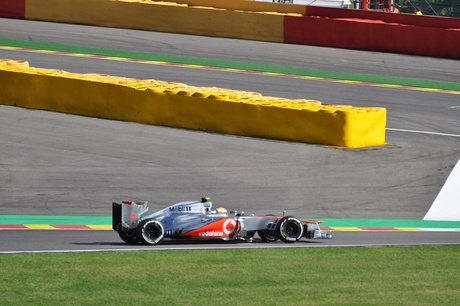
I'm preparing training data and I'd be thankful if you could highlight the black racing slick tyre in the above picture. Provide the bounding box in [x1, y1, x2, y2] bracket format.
[136, 219, 165, 245]
[119, 233, 138, 245]
[275, 216, 304, 243]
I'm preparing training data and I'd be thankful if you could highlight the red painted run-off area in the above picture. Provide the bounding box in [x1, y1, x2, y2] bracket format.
[0, 0, 25, 18]
[285, 7, 460, 59]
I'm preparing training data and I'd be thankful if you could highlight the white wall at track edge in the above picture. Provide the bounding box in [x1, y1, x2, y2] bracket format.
[424, 158, 460, 221]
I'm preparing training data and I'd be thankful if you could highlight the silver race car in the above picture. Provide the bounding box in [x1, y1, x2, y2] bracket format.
[112, 197, 332, 245]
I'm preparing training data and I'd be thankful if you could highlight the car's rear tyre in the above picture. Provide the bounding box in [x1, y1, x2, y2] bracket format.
[136, 219, 165, 245]
[258, 230, 279, 242]
[276, 216, 303, 243]
[119, 233, 138, 245]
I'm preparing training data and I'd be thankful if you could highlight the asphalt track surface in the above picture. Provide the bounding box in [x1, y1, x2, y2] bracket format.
[1, 230, 459, 253]
[0, 18, 459, 252]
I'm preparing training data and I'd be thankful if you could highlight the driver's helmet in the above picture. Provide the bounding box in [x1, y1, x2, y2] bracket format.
[216, 207, 227, 214]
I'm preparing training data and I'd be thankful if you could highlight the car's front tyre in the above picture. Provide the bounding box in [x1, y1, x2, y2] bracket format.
[276, 216, 304, 243]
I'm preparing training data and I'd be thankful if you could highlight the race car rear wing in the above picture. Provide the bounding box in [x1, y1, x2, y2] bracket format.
[112, 200, 149, 231]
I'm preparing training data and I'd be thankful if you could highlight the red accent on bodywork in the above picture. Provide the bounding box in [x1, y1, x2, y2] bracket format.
[181, 218, 239, 238]
[301, 219, 323, 224]
[122, 200, 132, 205]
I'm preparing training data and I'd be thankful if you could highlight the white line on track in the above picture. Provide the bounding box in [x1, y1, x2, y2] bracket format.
[3, 242, 460, 254]
[424, 158, 460, 221]
[0, 245, 327, 254]
[386, 128, 460, 138]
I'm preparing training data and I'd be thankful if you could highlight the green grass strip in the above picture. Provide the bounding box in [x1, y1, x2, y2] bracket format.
[1, 38, 459, 92]
[1, 246, 459, 305]
[1, 215, 460, 229]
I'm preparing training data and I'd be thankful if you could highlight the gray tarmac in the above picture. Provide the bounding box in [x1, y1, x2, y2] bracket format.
[0, 18, 459, 251]
[1, 230, 459, 253]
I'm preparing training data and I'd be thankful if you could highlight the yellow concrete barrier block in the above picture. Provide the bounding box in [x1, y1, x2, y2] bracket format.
[0, 59, 30, 68]
[25, 0, 285, 42]
[0, 60, 386, 148]
[159, 0, 306, 15]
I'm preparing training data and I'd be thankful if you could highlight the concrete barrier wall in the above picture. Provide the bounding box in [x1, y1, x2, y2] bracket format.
[25, 0, 286, 42]
[0, 1, 389, 148]
[305, 6, 460, 29]
[167, 0, 306, 14]
[284, 15, 460, 59]
[0, 0, 25, 18]
[296, 6, 460, 59]
[0, 60, 386, 148]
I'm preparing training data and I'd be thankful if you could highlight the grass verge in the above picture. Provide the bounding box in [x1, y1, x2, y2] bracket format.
[1, 245, 459, 305]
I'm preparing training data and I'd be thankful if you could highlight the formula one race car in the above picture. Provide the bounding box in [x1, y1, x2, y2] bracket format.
[112, 197, 332, 245]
